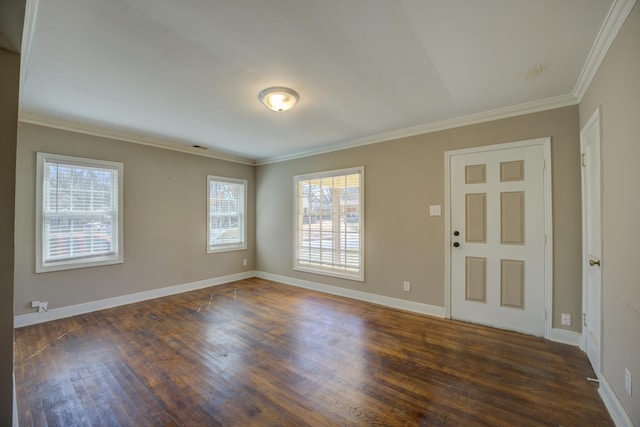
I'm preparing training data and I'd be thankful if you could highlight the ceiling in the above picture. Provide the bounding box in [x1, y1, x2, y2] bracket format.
[19, 0, 618, 164]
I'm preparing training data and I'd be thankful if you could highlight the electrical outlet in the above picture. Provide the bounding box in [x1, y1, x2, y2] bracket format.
[560, 313, 571, 326]
[31, 300, 40, 308]
[625, 368, 632, 396]
[243, 259, 247, 266]
[429, 205, 441, 216]
[403, 281, 410, 292]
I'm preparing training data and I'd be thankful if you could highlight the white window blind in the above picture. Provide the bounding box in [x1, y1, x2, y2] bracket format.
[208, 176, 247, 253]
[36, 153, 123, 272]
[294, 167, 364, 281]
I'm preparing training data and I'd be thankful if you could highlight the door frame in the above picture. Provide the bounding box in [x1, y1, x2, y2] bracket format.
[579, 107, 602, 374]
[444, 137, 553, 339]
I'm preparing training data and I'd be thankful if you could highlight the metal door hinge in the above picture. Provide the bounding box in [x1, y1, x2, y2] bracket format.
[581, 153, 586, 167]
[583, 313, 587, 327]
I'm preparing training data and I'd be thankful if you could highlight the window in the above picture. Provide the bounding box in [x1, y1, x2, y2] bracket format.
[208, 176, 247, 253]
[294, 167, 364, 281]
[36, 153, 123, 272]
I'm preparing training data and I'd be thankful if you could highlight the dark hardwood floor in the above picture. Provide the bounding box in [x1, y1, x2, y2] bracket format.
[14, 278, 612, 426]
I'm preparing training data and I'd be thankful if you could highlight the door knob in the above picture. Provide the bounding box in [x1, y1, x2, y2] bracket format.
[589, 259, 600, 266]
[453, 242, 460, 248]
[453, 231, 460, 236]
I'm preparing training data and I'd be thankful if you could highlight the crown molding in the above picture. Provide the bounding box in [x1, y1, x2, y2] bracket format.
[18, 111, 256, 166]
[573, 0, 638, 101]
[21, 92, 577, 168]
[256, 94, 578, 165]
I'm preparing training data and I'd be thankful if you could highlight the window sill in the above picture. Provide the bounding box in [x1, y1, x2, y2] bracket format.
[294, 265, 364, 282]
[36, 257, 123, 273]
[207, 244, 247, 254]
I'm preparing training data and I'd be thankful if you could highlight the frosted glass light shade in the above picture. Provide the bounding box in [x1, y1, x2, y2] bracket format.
[259, 87, 299, 112]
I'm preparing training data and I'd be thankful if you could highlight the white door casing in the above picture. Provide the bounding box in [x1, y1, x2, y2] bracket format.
[580, 108, 602, 375]
[445, 138, 553, 337]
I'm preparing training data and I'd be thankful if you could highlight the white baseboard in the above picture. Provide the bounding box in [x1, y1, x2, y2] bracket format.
[14, 270, 444, 328]
[14, 271, 256, 328]
[15, 269, 629, 427]
[253, 272, 591, 347]
[549, 327, 582, 346]
[599, 375, 634, 427]
[255, 271, 446, 318]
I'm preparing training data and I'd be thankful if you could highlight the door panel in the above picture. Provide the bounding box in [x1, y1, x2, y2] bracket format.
[465, 257, 487, 302]
[465, 193, 486, 242]
[450, 144, 546, 336]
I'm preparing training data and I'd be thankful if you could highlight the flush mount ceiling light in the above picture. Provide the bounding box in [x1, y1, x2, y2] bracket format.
[259, 86, 299, 112]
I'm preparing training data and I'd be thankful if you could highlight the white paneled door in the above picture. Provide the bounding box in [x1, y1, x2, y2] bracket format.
[448, 141, 549, 336]
[581, 109, 602, 374]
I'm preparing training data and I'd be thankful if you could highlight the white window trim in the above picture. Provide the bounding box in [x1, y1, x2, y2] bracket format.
[293, 166, 365, 282]
[207, 175, 247, 253]
[36, 152, 124, 273]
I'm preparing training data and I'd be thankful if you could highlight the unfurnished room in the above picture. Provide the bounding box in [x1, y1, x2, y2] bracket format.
[1, 0, 639, 426]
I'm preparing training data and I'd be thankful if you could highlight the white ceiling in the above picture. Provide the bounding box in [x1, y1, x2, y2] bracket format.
[19, 0, 617, 164]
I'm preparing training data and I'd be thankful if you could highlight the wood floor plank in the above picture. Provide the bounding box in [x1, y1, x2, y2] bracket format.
[15, 278, 613, 426]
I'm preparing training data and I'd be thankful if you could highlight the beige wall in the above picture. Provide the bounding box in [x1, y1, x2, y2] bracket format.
[16, 108, 583, 331]
[257, 105, 582, 331]
[579, 3, 640, 424]
[0, 48, 19, 425]
[14, 123, 256, 316]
